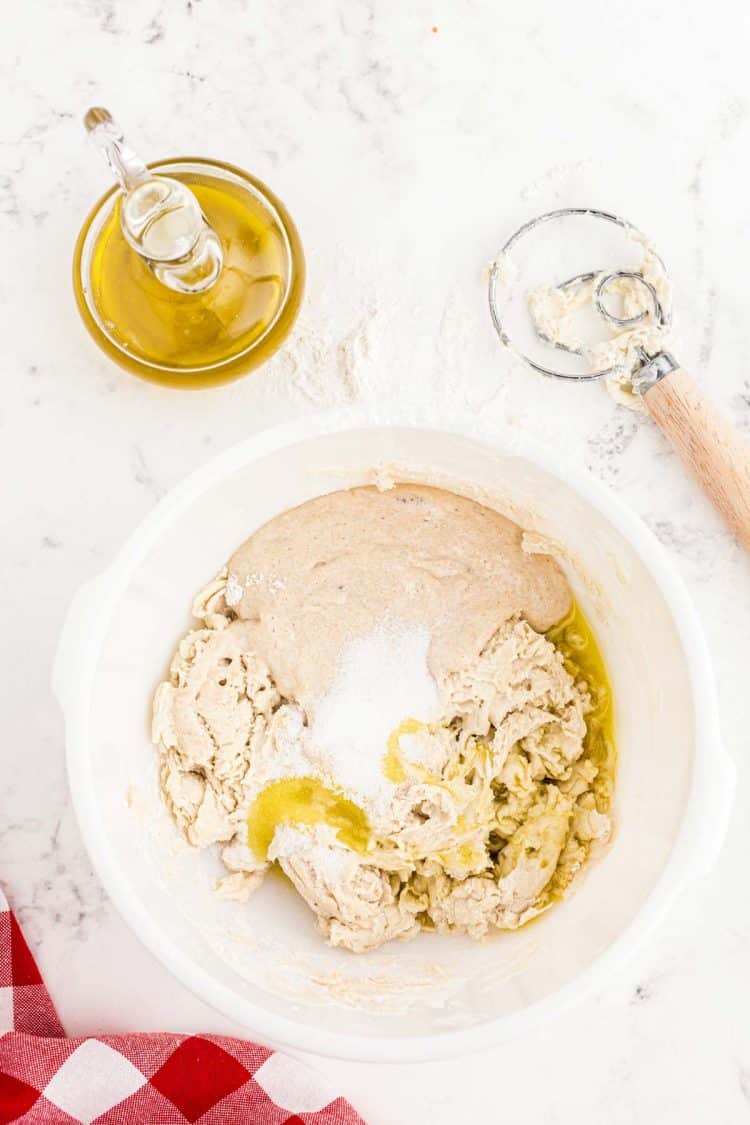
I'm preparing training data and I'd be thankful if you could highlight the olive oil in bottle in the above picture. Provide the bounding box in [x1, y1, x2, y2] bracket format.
[74, 109, 304, 387]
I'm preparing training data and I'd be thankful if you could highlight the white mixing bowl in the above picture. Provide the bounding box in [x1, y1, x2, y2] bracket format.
[54, 408, 734, 1062]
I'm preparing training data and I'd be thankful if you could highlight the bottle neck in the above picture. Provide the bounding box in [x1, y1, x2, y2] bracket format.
[84, 107, 223, 294]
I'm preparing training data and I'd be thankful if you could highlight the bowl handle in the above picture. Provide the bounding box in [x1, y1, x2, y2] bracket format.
[52, 572, 113, 716]
[691, 744, 737, 880]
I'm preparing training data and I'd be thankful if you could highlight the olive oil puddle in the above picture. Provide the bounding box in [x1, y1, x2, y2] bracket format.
[247, 599, 615, 894]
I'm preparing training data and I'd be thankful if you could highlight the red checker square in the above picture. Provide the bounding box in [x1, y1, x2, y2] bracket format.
[0, 913, 12, 987]
[0, 1072, 40, 1124]
[205, 1034, 270, 1076]
[150, 1035, 251, 1122]
[9, 915, 42, 986]
[99, 1032, 185, 1080]
[12, 985, 64, 1037]
[197, 1084, 285, 1125]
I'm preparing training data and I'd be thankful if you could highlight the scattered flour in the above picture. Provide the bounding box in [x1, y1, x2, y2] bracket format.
[225, 573, 244, 606]
[271, 823, 358, 881]
[491, 251, 519, 291]
[275, 308, 385, 404]
[226, 571, 286, 607]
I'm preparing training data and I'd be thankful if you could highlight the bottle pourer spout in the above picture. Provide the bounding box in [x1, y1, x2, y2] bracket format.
[83, 107, 223, 294]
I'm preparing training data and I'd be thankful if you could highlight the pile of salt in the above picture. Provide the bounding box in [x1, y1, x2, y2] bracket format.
[310, 623, 440, 814]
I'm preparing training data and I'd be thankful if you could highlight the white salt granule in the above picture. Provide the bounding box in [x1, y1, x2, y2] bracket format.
[310, 623, 440, 812]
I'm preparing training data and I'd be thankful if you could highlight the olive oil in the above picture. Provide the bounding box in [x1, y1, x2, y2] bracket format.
[74, 159, 304, 387]
[383, 717, 425, 782]
[247, 776, 371, 861]
[506, 599, 617, 927]
[546, 597, 616, 813]
[245, 602, 614, 895]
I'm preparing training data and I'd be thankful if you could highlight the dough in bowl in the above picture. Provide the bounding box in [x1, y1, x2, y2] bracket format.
[152, 485, 615, 952]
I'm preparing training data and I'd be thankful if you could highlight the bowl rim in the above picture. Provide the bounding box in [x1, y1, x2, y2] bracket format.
[54, 405, 734, 1062]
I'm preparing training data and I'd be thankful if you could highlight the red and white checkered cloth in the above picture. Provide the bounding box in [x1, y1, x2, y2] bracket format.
[0, 888, 365, 1125]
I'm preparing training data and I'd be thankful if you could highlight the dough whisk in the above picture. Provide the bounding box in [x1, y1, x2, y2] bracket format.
[489, 207, 750, 551]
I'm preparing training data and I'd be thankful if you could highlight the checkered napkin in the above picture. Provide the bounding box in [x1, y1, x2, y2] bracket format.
[0, 888, 365, 1124]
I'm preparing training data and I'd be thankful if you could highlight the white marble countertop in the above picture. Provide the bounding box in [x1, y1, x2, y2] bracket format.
[3, 0, 750, 1120]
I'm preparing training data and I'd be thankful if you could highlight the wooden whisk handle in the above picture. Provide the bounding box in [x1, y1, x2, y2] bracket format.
[643, 367, 750, 551]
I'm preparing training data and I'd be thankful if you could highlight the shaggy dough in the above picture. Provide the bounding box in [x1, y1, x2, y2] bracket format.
[153, 486, 612, 952]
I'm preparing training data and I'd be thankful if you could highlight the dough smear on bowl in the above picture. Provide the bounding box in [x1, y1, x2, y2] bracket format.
[152, 485, 614, 952]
